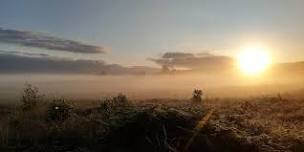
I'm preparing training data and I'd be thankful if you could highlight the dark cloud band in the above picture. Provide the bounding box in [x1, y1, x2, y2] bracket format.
[0, 51, 157, 75]
[149, 52, 234, 72]
[0, 28, 106, 54]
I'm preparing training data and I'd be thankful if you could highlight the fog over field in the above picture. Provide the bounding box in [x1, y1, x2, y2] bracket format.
[1, 71, 303, 103]
[1, 49, 304, 103]
[2, 1, 304, 151]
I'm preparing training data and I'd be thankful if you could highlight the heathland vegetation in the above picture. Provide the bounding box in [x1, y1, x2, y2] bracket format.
[0, 84, 303, 152]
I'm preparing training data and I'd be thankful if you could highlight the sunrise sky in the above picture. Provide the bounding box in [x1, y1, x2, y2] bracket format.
[1, 0, 304, 69]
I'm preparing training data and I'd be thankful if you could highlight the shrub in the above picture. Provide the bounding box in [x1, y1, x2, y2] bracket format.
[192, 89, 203, 103]
[98, 94, 130, 116]
[20, 83, 42, 110]
[112, 93, 128, 105]
[47, 98, 72, 123]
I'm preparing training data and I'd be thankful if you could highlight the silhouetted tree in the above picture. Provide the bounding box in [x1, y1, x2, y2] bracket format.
[20, 83, 42, 110]
[112, 93, 128, 105]
[162, 65, 171, 73]
[192, 89, 203, 103]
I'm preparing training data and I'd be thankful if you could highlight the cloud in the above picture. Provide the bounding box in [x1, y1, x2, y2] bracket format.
[0, 28, 106, 54]
[0, 50, 50, 58]
[149, 52, 234, 72]
[0, 51, 158, 75]
[162, 52, 194, 59]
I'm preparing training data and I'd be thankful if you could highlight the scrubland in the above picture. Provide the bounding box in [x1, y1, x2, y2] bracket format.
[0, 85, 303, 152]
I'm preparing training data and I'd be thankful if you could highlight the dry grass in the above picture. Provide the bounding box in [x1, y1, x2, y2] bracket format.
[0, 95, 303, 152]
[202, 96, 304, 152]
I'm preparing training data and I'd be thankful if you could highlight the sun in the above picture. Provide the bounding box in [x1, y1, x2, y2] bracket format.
[237, 46, 271, 75]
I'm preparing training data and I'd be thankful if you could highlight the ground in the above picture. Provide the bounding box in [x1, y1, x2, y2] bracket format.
[0, 96, 303, 152]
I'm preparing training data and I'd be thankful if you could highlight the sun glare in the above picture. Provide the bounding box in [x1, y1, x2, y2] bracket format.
[237, 46, 271, 75]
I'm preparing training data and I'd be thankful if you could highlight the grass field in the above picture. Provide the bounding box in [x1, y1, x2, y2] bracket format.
[0, 86, 303, 152]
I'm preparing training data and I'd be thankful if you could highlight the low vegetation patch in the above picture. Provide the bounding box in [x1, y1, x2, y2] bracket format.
[0, 85, 303, 151]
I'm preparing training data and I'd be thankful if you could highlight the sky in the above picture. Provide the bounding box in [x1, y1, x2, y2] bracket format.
[1, 0, 304, 67]
[1, 0, 304, 100]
